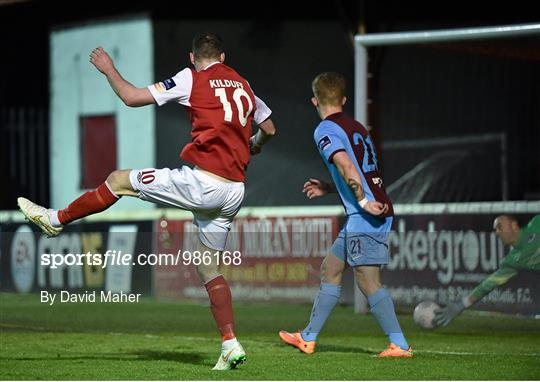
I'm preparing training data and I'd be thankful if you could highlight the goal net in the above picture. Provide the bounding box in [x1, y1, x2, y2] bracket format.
[353, 23, 540, 314]
[355, 24, 540, 203]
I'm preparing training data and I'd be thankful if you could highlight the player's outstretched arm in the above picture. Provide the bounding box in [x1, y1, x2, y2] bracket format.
[302, 178, 335, 199]
[332, 151, 388, 216]
[90, 47, 155, 107]
[434, 265, 518, 327]
[250, 118, 276, 155]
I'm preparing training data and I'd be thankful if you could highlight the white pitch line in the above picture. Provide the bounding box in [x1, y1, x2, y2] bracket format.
[0, 323, 46, 331]
[417, 349, 539, 357]
[361, 346, 539, 357]
[6, 329, 539, 358]
[142, 335, 540, 358]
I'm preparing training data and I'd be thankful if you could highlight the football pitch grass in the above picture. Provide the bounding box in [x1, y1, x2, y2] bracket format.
[1, 293, 539, 380]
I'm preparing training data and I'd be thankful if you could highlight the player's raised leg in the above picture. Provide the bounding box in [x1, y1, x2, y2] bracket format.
[196, 240, 246, 370]
[18, 169, 136, 237]
[355, 265, 413, 357]
[279, 251, 345, 354]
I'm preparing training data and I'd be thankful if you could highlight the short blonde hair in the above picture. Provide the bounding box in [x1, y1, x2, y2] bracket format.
[312, 72, 346, 106]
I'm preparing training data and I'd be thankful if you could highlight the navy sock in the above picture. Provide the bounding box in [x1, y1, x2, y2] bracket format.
[301, 283, 341, 341]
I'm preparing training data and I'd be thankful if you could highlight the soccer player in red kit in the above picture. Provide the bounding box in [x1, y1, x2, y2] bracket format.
[18, 32, 276, 370]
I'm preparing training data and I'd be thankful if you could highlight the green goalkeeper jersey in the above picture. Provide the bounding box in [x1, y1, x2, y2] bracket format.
[471, 215, 540, 301]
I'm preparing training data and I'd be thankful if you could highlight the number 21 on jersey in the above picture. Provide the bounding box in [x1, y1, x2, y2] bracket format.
[214, 88, 253, 127]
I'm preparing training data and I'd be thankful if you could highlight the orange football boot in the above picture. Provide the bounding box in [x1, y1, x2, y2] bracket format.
[278, 330, 316, 354]
[378, 343, 414, 357]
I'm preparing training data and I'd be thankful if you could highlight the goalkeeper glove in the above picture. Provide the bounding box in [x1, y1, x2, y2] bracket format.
[433, 300, 465, 327]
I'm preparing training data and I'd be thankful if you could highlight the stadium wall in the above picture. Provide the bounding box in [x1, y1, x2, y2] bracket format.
[50, 16, 155, 211]
[1, 202, 538, 315]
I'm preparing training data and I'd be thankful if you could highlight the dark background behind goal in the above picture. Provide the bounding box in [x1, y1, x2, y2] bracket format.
[1, 0, 538, 208]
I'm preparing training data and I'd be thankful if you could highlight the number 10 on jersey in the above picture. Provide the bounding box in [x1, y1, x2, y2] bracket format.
[214, 88, 253, 127]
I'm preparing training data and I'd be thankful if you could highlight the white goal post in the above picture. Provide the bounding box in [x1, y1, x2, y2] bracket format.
[353, 22, 540, 313]
[354, 22, 540, 126]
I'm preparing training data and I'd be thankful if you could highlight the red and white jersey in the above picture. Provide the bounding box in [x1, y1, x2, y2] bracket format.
[148, 62, 272, 182]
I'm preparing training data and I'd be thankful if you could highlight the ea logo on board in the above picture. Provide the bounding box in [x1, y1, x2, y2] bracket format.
[10, 225, 35, 293]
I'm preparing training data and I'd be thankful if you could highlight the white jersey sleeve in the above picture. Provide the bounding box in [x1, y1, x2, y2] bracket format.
[147, 68, 193, 107]
[254, 95, 272, 124]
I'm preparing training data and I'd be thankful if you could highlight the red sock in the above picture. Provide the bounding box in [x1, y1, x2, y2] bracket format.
[205, 275, 236, 341]
[58, 182, 119, 225]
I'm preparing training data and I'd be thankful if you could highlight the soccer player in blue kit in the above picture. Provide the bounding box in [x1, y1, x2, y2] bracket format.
[279, 72, 412, 357]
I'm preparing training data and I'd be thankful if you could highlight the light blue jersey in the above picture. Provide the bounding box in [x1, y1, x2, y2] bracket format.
[314, 112, 393, 265]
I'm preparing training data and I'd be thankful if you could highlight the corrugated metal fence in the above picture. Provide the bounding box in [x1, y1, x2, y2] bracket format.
[0, 107, 49, 210]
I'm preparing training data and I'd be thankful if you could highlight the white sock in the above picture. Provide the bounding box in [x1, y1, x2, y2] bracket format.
[49, 210, 63, 228]
[222, 338, 237, 347]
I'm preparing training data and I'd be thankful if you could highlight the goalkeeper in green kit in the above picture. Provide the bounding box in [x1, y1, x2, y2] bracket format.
[434, 214, 540, 327]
